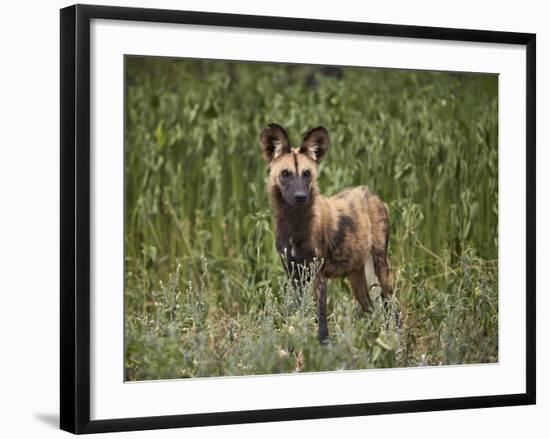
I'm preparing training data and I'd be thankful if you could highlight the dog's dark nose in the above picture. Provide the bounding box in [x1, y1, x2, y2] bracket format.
[294, 192, 307, 203]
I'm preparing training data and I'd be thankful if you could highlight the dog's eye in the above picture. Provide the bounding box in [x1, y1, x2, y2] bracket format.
[302, 169, 311, 178]
[281, 169, 291, 178]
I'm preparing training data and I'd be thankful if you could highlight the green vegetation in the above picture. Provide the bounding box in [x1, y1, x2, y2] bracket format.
[124, 57, 498, 381]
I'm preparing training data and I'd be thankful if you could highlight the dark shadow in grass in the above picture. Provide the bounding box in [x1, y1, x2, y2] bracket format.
[34, 413, 58, 429]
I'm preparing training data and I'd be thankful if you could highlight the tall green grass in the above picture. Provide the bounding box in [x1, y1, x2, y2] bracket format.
[124, 57, 498, 380]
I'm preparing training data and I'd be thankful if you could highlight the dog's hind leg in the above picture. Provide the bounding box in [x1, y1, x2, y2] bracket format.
[364, 254, 383, 309]
[349, 268, 374, 313]
[372, 245, 393, 299]
[372, 244, 400, 328]
[372, 202, 393, 299]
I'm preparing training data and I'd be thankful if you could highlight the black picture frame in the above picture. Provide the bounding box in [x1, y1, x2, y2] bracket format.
[60, 4, 536, 434]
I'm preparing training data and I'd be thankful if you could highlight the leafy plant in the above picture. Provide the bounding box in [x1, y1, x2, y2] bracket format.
[124, 58, 498, 380]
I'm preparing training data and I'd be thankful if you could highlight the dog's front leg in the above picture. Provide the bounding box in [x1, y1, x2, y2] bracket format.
[315, 276, 329, 344]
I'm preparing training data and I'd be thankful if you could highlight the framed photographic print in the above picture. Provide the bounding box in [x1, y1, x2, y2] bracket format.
[60, 4, 536, 434]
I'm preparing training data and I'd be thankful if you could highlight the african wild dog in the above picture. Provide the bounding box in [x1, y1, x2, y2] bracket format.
[260, 123, 393, 343]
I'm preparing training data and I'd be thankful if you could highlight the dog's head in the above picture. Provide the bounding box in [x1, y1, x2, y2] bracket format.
[260, 123, 329, 208]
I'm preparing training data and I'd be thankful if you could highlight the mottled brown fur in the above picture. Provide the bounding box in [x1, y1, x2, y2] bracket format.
[260, 123, 393, 342]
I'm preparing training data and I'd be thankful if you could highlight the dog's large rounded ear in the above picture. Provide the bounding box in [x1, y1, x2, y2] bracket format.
[260, 123, 291, 162]
[300, 127, 330, 163]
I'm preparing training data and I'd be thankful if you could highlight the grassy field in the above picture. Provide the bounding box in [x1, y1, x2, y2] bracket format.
[124, 57, 498, 381]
